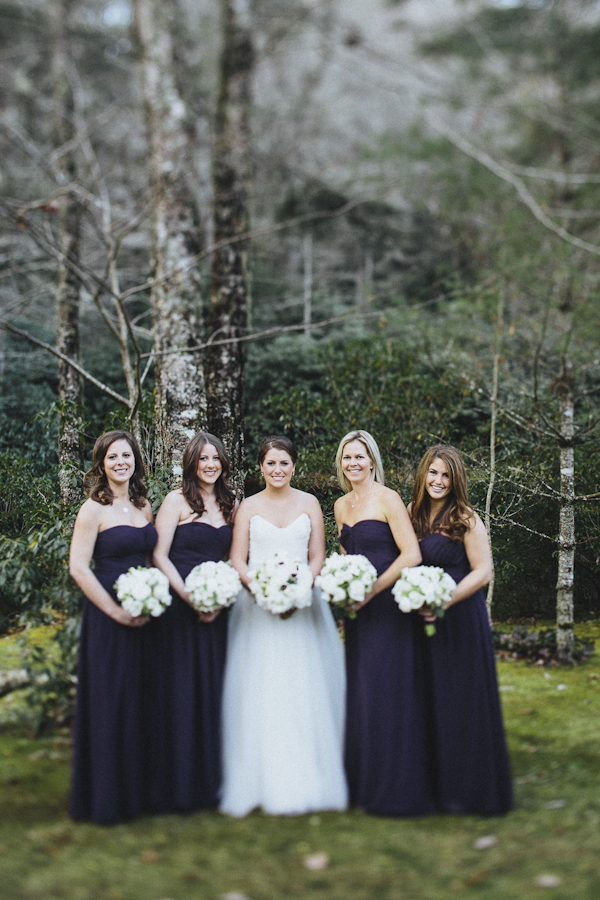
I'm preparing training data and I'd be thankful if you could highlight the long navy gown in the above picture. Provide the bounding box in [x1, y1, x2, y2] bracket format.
[146, 522, 232, 814]
[420, 532, 513, 815]
[70, 522, 158, 825]
[341, 519, 436, 816]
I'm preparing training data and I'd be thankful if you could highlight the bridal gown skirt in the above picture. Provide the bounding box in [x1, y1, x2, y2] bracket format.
[219, 513, 348, 816]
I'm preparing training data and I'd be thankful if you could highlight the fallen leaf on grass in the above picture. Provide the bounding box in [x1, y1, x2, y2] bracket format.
[465, 870, 485, 885]
[141, 849, 159, 863]
[587, 672, 598, 680]
[534, 875, 562, 888]
[474, 835, 497, 849]
[303, 852, 329, 870]
[543, 799, 566, 809]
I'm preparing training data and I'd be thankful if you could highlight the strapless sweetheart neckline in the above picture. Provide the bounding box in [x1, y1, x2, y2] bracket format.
[341, 518, 388, 530]
[179, 521, 230, 530]
[250, 512, 310, 531]
[98, 522, 154, 534]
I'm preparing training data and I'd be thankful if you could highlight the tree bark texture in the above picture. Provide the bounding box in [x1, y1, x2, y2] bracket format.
[134, 0, 206, 478]
[207, 0, 253, 486]
[555, 359, 576, 662]
[50, 0, 84, 507]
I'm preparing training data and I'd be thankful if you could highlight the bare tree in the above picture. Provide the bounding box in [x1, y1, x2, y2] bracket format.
[206, 0, 254, 484]
[50, 0, 83, 506]
[134, 0, 207, 477]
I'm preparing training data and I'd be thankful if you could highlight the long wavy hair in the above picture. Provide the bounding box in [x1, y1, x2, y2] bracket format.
[335, 430, 385, 494]
[85, 430, 147, 508]
[181, 432, 236, 524]
[410, 445, 471, 541]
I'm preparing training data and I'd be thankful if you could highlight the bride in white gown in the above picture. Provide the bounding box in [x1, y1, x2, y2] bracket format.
[220, 435, 348, 816]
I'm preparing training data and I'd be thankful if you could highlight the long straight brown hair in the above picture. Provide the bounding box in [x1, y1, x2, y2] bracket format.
[85, 430, 147, 508]
[410, 445, 471, 541]
[181, 432, 236, 524]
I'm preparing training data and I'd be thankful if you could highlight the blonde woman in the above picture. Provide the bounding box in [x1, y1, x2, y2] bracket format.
[333, 430, 437, 816]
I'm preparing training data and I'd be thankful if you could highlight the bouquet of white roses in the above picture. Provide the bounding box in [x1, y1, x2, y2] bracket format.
[114, 566, 172, 618]
[391, 565, 456, 636]
[248, 552, 313, 616]
[185, 560, 242, 613]
[316, 553, 377, 613]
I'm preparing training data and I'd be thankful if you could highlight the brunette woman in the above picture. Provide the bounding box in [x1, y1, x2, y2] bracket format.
[333, 430, 435, 816]
[220, 436, 347, 816]
[150, 432, 237, 813]
[69, 430, 155, 824]
[410, 445, 512, 815]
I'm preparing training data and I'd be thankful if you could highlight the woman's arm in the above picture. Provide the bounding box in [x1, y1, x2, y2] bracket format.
[229, 499, 253, 587]
[354, 491, 422, 610]
[153, 492, 191, 604]
[333, 497, 347, 555]
[306, 495, 326, 581]
[446, 512, 493, 609]
[69, 501, 148, 627]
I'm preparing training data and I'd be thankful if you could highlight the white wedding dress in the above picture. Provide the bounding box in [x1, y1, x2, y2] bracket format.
[219, 513, 348, 816]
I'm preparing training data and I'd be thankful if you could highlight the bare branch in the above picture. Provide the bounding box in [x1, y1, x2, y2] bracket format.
[429, 118, 600, 256]
[0, 319, 132, 408]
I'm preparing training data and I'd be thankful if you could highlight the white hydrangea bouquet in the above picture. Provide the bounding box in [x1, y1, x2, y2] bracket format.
[114, 566, 172, 618]
[392, 565, 456, 636]
[248, 552, 313, 616]
[316, 553, 377, 614]
[185, 560, 242, 613]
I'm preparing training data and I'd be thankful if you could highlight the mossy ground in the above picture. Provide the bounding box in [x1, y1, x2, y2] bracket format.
[0, 624, 598, 900]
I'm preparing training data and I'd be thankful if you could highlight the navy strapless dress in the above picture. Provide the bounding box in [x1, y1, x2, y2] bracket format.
[146, 522, 232, 813]
[341, 520, 436, 816]
[420, 533, 513, 815]
[70, 522, 158, 824]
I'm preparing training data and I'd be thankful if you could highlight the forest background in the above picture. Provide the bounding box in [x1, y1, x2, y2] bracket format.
[1, 0, 600, 722]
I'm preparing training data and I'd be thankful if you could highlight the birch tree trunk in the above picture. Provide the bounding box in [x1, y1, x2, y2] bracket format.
[555, 358, 576, 662]
[484, 289, 504, 620]
[134, 0, 206, 477]
[206, 0, 254, 485]
[50, 0, 83, 507]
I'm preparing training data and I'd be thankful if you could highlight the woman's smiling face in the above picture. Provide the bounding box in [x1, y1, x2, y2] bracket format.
[260, 448, 294, 488]
[425, 457, 452, 504]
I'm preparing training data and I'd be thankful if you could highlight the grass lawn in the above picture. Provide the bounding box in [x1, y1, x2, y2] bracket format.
[0, 624, 598, 900]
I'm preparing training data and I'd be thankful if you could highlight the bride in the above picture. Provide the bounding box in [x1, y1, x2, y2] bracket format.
[220, 435, 348, 816]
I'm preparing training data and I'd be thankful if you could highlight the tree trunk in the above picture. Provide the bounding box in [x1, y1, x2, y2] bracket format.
[134, 0, 206, 478]
[485, 289, 504, 621]
[555, 359, 576, 663]
[303, 230, 313, 334]
[206, 0, 254, 487]
[50, 0, 83, 507]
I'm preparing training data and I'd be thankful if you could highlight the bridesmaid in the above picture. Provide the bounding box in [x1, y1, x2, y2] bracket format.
[333, 430, 435, 816]
[150, 431, 237, 813]
[69, 430, 155, 824]
[409, 445, 513, 815]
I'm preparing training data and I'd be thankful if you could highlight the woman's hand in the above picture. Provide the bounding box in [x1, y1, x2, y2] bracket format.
[198, 609, 220, 624]
[112, 604, 149, 628]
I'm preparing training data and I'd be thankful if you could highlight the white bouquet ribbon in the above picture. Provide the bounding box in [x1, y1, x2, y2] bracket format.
[392, 565, 456, 636]
[248, 552, 313, 616]
[114, 566, 172, 618]
[185, 560, 242, 613]
[316, 552, 377, 612]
